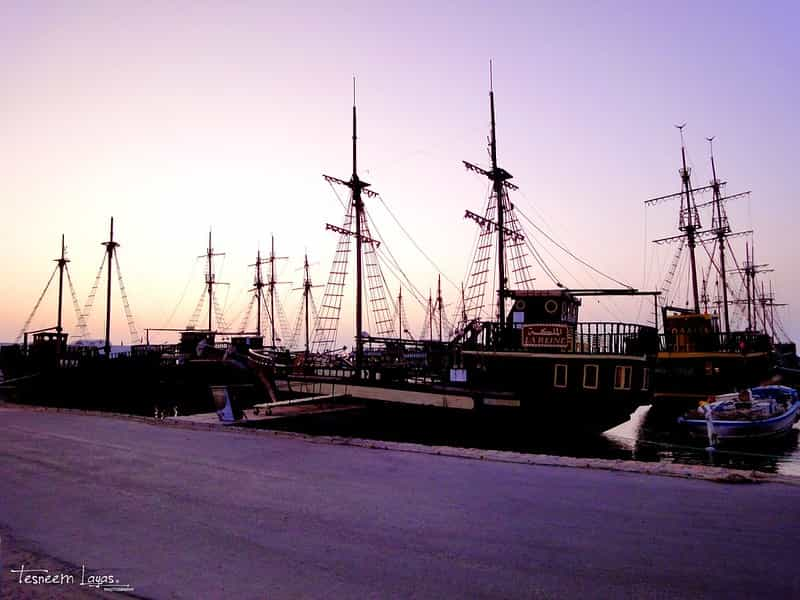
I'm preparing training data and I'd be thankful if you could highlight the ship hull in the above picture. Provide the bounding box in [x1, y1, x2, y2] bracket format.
[253, 350, 654, 434]
[652, 350, 774, 412]
[0, 347, 260, 417]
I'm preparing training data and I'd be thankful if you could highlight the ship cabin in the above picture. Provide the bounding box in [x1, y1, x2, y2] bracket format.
[30, 331, 69, 352]
[504, 289, 580, 351]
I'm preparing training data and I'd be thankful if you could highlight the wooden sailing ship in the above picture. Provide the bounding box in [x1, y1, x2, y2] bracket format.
[645, 129, 789, 408]
[250, 73, 660, 432]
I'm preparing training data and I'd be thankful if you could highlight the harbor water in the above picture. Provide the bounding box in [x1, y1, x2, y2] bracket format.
[249, 401, 800, 478]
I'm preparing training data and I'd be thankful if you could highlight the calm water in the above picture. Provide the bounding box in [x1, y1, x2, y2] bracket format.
[606, 405, 800, 477]
[254, 402, 800, 477]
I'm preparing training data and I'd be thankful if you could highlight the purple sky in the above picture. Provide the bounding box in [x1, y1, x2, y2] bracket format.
[2, 1, 798, 344]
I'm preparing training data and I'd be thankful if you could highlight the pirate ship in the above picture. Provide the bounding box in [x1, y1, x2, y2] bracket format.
[644, 128, 793, 408]
[250, 72, 660, 432]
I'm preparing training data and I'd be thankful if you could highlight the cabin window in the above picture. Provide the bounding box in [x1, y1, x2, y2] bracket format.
[583, 364, 599, 390]
[641, 367, 650, 391]
[614, 365, 633, 390]
[553, 364, 568, 388]
[512, 311, 525, 329]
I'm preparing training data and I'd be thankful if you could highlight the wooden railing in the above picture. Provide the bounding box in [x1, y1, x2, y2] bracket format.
[659, 331, 772, 353]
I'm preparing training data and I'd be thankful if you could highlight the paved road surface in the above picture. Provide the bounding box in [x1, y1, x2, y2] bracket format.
[1, 406, 799, 599]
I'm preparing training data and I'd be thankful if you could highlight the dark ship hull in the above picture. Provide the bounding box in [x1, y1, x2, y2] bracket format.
[252, 293, 658, 434]
[651, 313, 777, 414]
[0, 333, 263, 417]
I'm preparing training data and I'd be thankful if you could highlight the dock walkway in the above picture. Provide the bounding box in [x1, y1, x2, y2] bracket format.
[1, 405, 799, 599]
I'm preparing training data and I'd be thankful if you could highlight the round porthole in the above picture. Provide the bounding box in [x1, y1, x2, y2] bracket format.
[515, 299, 526, 310]
[544, 299, 558, 314]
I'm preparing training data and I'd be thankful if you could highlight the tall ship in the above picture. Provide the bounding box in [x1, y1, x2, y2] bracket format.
[251, 73, 660, 432]
[644, 128, 794, 408]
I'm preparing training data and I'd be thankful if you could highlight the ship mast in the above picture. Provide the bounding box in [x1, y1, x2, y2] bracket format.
[102, 217, 119, 357]
[249, 249, 267, 337]
[352, 83, 365, 374]
[708, 137, 732, 333]
[676, 125, 702, 313]
[320, 79, 382, 373]
[428, 289, 433, 340]
[397, 287, 403, 342]
[302, 253, 312, 356]
[55, 234, 69, 339]
[201, 230, 225, 332]
[462, 63, 522, 330]
[436, 274, 443, 341]
[489, 64, 508, 326]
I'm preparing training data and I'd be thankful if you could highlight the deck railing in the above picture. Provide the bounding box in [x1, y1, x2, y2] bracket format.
[463, 321, 659, 355]
[658, 331, 772, 353]
[573, 322, 658, 355]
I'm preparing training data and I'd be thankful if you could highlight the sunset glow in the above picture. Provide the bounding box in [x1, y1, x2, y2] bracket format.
[2, 1, 797, 345]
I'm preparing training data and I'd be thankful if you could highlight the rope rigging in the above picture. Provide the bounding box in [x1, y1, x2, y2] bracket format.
[312, 204, 353, 353]
[113, 253, 140, 343]
[162, 257, 201, 329]
[374, 193, 460, 292]
[15, 266, 58, 342]
[187, 286, 207, 330]
[65, 266, 89, 339]
[78, 253, 107, 337]
[515, 206, 633, 289]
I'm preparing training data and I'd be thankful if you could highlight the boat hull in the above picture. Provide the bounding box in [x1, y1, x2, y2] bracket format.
[0, 346, 261, 417]
[253, 349, 654, 433]
[680, 402, 800, 442]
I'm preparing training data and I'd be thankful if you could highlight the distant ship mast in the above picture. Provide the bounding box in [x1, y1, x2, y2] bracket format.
[704, 138, 751, 333]
[266, 235, 288, 347]
[55, 234, 68, 339]
[201, 230, 225, 332]
[646, 129, 754, 331]
[102, 218, 119, 355]
[249, 248, 266, 337]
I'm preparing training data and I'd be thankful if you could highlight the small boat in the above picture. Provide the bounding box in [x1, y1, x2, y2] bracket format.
[679, 385, 800, 445]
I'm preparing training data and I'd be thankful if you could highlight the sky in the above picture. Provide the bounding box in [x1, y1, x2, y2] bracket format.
[1, 1, 798, 346]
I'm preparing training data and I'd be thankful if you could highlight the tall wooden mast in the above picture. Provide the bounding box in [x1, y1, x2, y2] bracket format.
[676, 125, 702, 313]
[202, 230, 225, 332]
[102, 217, 119, 356]
[352, 81, 365, 374]
[708, 137, 731, 332]
[270, 236, 277, 346]
[55, 234, 68, 338]
[489, 63, 508, 326]
[436, 274, 443, 341]
[265, 235, 288, 347]
[303, 253, 312, 356]
[463, 63, 522, 330]
[320, 79, 381, 372]
[249, 249, 266, 337]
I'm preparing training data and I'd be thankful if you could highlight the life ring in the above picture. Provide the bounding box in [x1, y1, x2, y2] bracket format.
[514, 299, 526, 310]
[544, 299, 558, 314]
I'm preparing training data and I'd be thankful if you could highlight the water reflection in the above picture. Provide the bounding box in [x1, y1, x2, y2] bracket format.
[256, 402, 800, 476]
[604, 405, 800, 476]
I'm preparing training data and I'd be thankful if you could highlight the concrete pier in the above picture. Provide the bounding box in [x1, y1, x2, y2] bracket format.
[1, 404, 799, 599]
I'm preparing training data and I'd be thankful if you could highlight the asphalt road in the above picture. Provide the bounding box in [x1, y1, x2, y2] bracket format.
[1, 406, 799, 599]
